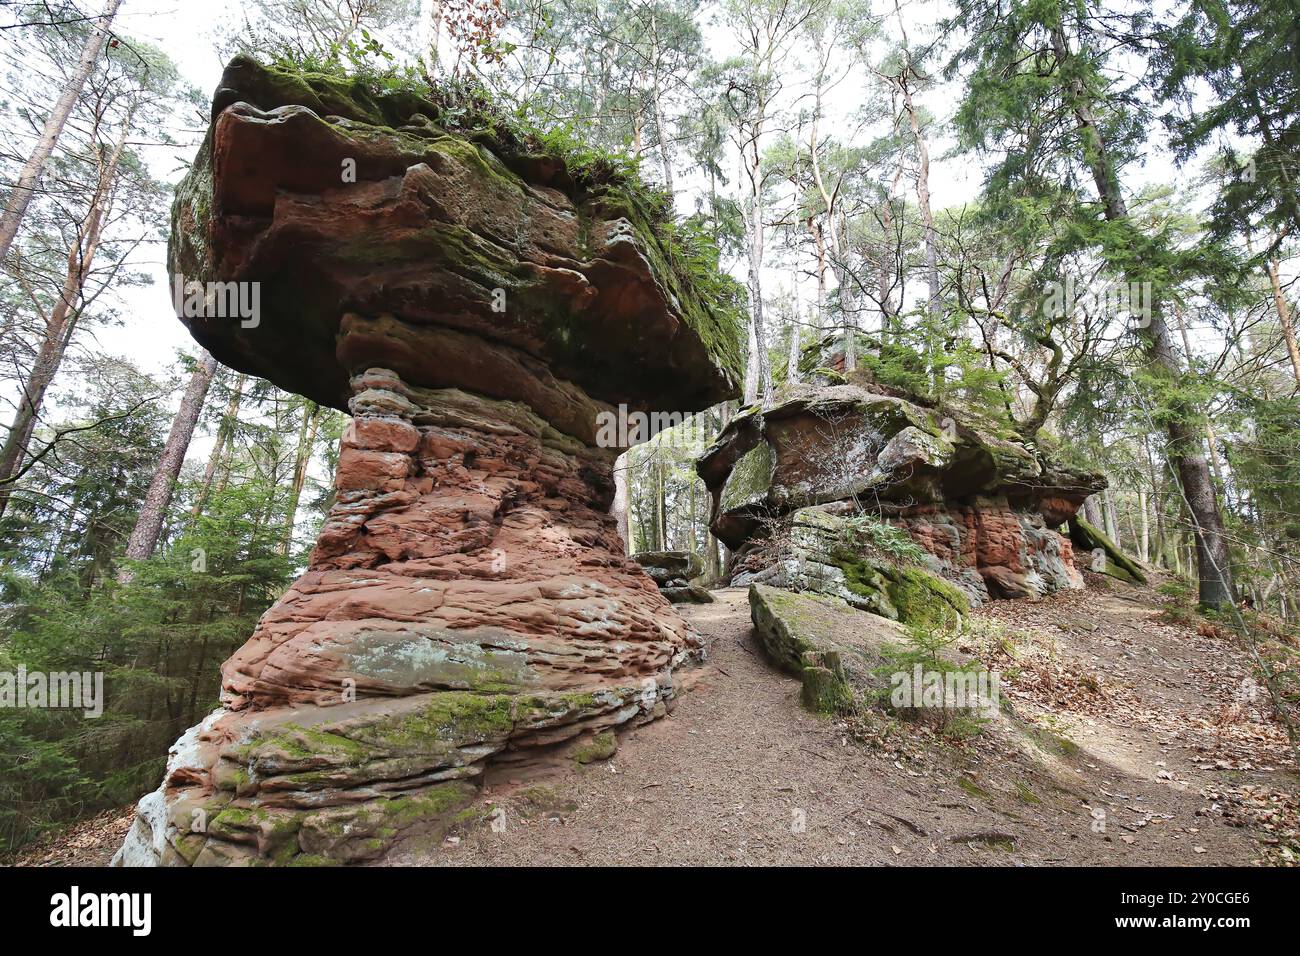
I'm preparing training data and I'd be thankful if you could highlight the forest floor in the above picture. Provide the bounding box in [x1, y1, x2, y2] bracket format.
[14, 574, 1297, 867]
[388, 575, 1298, 867]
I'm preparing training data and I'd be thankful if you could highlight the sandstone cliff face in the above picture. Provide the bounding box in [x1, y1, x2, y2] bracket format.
[117, 57, 741, 866]
[697, 383, 1106, 607]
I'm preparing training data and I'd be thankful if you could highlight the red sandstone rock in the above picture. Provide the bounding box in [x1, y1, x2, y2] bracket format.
[697, 384, 1104, 605]
[116, 57, 741, 867]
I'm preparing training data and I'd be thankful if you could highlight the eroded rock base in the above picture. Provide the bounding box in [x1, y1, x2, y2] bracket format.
[116, 367, 696, 866]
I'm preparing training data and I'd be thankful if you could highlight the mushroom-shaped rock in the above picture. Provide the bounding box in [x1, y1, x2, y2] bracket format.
[697, 383, 1106, 605]
[117, 57, 742, 867]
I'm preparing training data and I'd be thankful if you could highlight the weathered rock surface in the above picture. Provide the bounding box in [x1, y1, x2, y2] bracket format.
[118, 57, 741, 866]
[749, 583, 995, 722]
[660, 585, 715, 604]
[749, 583, 907, 713]
[1068, 516, 1149, 585]
[631, 550, 713, 603]
[699, 384, 1106, 605]
[730, 505, 970, 627]
[632, 550, 703, 586]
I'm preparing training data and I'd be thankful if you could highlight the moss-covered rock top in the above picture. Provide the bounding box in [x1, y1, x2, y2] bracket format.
[698, 382, 1106, 550]
[169, 55, 743, 424]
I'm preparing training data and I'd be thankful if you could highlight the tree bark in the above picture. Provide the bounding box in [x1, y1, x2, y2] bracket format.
[1138, 487, 1150, 563]
[1083, 493, 1103, 527]
[655, 453, 668, 550]
[743, 149, 770, 404]
[0, 0, 122, 263]
[1266, 256, 1300, 386]
[611, 451, 631, 554]
[1103, 485, 1121, 543]
[118, 353, 219, 580]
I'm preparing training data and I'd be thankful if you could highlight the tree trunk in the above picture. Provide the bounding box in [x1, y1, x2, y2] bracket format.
[808, 67, 854, 372]
[1267, 256, 1300, 385]
[1138, 487, 1150, 563]
[899, 68, 941, 327]
[0, 101, 133, 516]
[192, 372, 245, 517]
[1173, 302, 1229, 490]
[787, 264, 802, 384]
[1083, 494, 1104, 527]
[649, 13, 674, 197]
[118, 353, 219, 581]
[812, 219, 827, 339]
[744, 145, 770, 405]
[1103, 486, 1121, 543]
[611, 451, 630, 554]
[876, 166, 904, 348]
[280, 401, 321, 555]
[1052, 22, 1235, 608]
[0, 0, 122, 263]
[655, 454, 668, 551]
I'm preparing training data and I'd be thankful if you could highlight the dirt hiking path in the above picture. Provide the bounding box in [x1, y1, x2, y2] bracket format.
[386, 582, 1294, 867]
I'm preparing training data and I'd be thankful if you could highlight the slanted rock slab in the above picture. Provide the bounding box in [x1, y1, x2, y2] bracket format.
[748, 583, 909, 714]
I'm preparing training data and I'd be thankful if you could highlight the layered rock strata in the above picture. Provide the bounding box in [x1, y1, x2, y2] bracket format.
[699, 384, 1107, 606]
[117, 56, 741, 865]
[632, 550, 713, 603]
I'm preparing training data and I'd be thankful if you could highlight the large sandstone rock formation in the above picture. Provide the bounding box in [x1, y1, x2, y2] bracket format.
[698, 383, 1107, 606]
[117, 57, 741, 866]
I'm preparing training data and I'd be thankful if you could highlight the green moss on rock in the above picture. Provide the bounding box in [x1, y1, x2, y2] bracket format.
[827, 549, 967, 631]
[721, 441, 774, 512]
[572, 730, 617, 765]
[748, 583, 905, 717]
[799, 650, 853, 715]
[883, 565, 969, 632]
[1068, 517, 1147, 585]
[351, 692, 518, 752]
